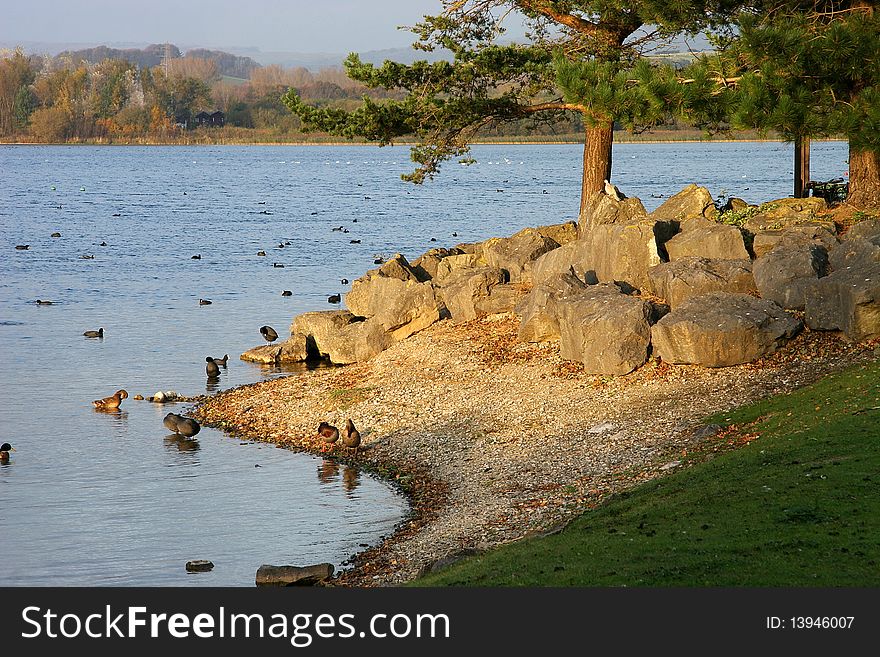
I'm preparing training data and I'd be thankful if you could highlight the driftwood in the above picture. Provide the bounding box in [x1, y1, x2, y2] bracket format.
[255, 563, 334, 587]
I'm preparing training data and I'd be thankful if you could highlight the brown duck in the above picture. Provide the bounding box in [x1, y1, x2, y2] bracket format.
[93, 389, 128, 410]
[341, 418, 361, 454]
[318, 422, 339, 446]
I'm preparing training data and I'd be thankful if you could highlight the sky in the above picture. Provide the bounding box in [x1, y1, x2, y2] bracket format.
[1, 0, 451, 54]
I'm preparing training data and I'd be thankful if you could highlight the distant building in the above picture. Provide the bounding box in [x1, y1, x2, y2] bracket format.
[194, 111, 225, 128]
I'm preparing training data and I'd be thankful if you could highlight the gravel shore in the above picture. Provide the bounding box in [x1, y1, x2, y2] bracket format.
[191, 314, 876, 586]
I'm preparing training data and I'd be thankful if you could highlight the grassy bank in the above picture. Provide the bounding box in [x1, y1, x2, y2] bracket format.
[414, 360, 880, 586]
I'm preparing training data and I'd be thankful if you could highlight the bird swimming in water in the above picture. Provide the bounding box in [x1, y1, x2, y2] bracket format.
[15, 244, 29, 250]
[199, 299, 212, 305]
[163, 413, 201, 437]
[318, 422, 340, 446]
[206, 356, 220, 377]
[212, 354, 229, 367]
[93, 389, 128, 410]
[282, 290, 292, 296]
[342, 419, 361, 455]
[273, 263, 285, 268]
[350, 239, 361, 244]
[191, 254, 201, 260]
[257, 250, 266, 256]
[35, 299, 54, 305]
[0, 442, 14, 463]
[83, 327, 104, 338]
[328, 294, 341, 304]
[260, 325, 278, 343]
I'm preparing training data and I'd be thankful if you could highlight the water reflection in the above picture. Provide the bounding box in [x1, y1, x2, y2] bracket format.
[316, 459, 361, 494]
[342, 466, 360, 494]
[205, 376, 221, 394]
[317, 459, 340, 484]
[164, 434, 201, 453]
[93, 407, 129, 428]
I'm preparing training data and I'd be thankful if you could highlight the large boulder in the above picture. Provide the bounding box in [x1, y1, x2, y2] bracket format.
[555, 285, 654, 375]
[652, 292, 802, 367]
[665, 223, 750, 261]
[411, 247, 463, 281]
[290, 310, 391, 365]
[517, 270, 588, 342]
[805, 263, 880, 341]
[435, 253, 482, 282]
[241, 335, 310, 364]
[579, 191, 649, 231]
[536, 221, 579, 246]
[648, 257, 756, 308]
[753, 239, 829, 310]
[439, 267, 508, 323]
[481, 227, 560, 283]
[751, 224, 838, 258]
[650, 184, 717, 223]
[579, 220, 665, 292]
[742, 197, 830, 233]
[843, 219, 880, 244]
[345, 253, 442, 340]
[528, 239, 596, 288]
[474, 283, 528, 316]
[830, 237, 880, 271]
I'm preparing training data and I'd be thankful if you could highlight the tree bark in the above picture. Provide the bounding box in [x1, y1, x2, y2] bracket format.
[847, 146, 880, 210]
[580, 120, 614, 217]
[794, 136, 810, 199]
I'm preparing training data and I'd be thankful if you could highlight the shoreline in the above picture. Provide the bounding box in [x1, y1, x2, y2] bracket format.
[190, 315, 875, 587]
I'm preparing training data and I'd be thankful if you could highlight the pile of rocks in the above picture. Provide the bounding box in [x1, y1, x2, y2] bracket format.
[243, 184, 880, 375]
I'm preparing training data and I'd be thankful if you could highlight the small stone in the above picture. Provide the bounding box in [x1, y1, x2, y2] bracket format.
[659, 461, 681, 471]
[133, 394, 144, 400]
[186, 560, 214, 572]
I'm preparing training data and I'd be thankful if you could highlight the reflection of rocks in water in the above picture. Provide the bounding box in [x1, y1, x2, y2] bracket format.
[343, 466, 360, 493]
[164, 435, 201, 453]
[205, 376, 221, 394]
[317, 459, 340, 484]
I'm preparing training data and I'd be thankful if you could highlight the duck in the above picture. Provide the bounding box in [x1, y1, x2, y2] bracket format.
[282, 290, 292, 296]
[83, 327, 104, 338]
[0, 442, 14, 463]
[191, 254, 201, 260]
[35, 299, 54, 305]
[206, 356, 220, 377]
[341, 419, 361, 454]
[318, 421, 340, 445]
[15, 244, 29, 250]
[199, 299, 212, 305]
[93, 389, 128, 410]
[350, 239, 361, 244]
[163, 413, 201, 437]
[260, 325, 279, 343]
[273, 263, 285, 268]
[327, 294, 341, 304]
[212, 354, 229, 367]
[340, 278, 349, 285]
[257, 250, 266, 256]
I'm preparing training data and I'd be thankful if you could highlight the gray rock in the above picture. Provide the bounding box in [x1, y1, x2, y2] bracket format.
[805, 263, 880, 340]
[241, 334, 311, 363]
[665, 223, 750, 261]
[346, 276, 441, 340]
[650, 183, 717, 222]
[829, 237, 880, 272]
[843, 219, 880, 244]
[579, 220, 665, 292]
[255, 563, 334, 586]
[411, 247, 462, 281]
[474, 283, 528, 316]
[579, 191, 649, 231]
[556, 285, 654, 375]
[742, 197, 830, 233]
[528, 239, 595, 288]
[290, 310, 392, 365]
[440, 267, 507, 323]
[751, 224, 838, 259]
[481, 227, 560, 283]
[517, 270, 588, 343]
[652, 292, 802, 367]
[753, 240, 828, 310]
[648, 257, 756, 308]
[536, 221, 579, 246]
[435, 253, 482, 282]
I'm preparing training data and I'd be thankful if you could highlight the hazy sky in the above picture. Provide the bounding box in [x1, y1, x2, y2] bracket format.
[2, 0, 449, 53]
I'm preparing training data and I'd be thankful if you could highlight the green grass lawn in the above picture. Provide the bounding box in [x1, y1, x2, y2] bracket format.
[413, 360, 880, 586]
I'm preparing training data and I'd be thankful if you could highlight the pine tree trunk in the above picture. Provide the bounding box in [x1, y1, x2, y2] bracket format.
[794, 136, 810, 198]
[579, 120, 614, 217]
[847, 146, 880, 210]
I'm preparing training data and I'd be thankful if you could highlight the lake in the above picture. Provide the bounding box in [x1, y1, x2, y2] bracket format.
[0, 140, 848, 585]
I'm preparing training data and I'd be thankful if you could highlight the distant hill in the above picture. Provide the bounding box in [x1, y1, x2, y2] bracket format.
[221, 46, 452, 70]
[54, 43, 260, 78]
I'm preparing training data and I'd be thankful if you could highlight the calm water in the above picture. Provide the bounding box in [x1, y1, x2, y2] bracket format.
[0, 141, 848, 586]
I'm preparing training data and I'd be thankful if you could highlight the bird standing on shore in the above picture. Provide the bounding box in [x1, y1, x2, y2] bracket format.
[163, 413, 201, 437]
[341, 419, 361, 455]
[83, 327, 104, 338]
[260, 325, 278, 343]
[93, 389, 128, 410]
[318, 422, 340, 447]
[603, 180, 625, 201]
[206, 356, 220, 377]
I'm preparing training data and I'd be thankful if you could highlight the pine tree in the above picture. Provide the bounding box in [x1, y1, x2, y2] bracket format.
[729, 2, 880, 208]
[283, 1, 744, 219]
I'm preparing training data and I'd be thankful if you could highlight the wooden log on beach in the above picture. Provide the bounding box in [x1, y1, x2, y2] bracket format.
[255, 563, 334, 586]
